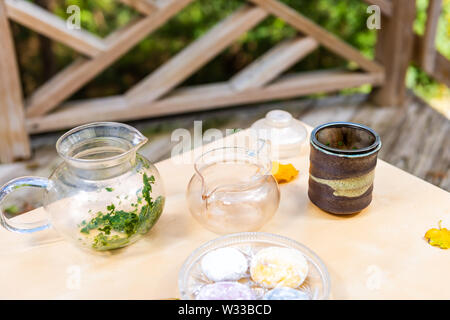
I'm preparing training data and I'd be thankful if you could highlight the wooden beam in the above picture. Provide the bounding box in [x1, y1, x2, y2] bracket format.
[432, 52, 450, 88]
[371, 0, 416, 106]
[27, 71, 383, 133]
[151, 0, 169, 8]
[5, 0, 106, 57]
[413, 35, 450, 88]
[126, 5, 268, 104]
[25, 0, 195, 117]
[247, 0, 384, 74]
[0, 0, 30, 162]
[230, 36, 318, 91]
[119, 0, 157, 15]
[419, 0, 442, 73]
[362, 0, 393, 17]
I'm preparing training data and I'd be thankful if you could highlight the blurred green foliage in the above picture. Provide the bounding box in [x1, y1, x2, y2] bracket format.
[408, 0, 450, 103]
[11, 0, 449, 104]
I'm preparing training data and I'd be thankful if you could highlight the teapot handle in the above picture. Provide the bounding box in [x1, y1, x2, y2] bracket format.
[0, 177, 51, 233]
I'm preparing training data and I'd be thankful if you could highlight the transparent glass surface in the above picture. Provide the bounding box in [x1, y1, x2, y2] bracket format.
[0, 122, 165, 252]
[179, 232, 331, 300]
[186, 147, 280, 234]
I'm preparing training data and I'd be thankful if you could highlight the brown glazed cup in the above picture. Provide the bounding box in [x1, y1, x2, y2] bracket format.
[308, 122, 381, 215]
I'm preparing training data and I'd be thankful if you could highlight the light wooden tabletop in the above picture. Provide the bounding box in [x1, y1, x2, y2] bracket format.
[0, 126, 449, 299]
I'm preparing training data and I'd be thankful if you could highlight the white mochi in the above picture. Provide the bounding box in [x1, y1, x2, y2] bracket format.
[201, 247, 248, 282]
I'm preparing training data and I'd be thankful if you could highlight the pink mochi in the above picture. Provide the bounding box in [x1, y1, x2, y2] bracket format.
[196, 282, 255, 300]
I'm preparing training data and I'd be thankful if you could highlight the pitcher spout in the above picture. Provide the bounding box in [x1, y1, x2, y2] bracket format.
[187, 143, 279, 234]
[193, 145, 272, 209]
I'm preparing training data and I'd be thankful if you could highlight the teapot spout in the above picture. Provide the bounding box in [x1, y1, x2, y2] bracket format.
[131, 130, 148, 150]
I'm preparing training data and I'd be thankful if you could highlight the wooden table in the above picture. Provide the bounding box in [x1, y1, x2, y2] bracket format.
[0, 126, 449, 299]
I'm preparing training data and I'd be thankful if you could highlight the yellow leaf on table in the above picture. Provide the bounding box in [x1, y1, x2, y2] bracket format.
[424, 221, 450, 249]
[272, 161, 299, 184]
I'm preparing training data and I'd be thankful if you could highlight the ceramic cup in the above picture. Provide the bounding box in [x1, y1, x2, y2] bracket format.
[308, 122, 381, 214]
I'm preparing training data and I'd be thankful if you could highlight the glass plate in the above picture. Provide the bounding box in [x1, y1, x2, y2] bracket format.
[178, 232, 331, 300]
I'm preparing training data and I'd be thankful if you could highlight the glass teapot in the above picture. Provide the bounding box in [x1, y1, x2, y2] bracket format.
[0, 122, 165, 252]
[186, 143, 280, 234]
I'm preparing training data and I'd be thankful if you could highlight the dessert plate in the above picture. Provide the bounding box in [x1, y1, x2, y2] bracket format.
[178, 232, 330, 300]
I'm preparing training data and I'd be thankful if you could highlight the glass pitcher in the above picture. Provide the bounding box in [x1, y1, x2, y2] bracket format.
[186, 144, 280, 234]
[0, 122, 165, 252]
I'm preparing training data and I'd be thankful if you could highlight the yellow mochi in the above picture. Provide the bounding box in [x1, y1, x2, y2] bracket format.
[250, 247, 309, 288]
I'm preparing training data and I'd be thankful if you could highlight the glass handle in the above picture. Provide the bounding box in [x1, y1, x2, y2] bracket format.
[252, 138, 271, 157]
[0, 177, 51, 233]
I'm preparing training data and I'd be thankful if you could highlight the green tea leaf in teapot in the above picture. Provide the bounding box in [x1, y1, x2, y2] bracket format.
[79, 173, 164, 251]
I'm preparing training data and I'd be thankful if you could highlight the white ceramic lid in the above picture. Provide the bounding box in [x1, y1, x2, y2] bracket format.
[250, 110, 307, 159]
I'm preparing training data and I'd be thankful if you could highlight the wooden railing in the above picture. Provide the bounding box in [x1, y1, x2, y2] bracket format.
[0, 0, 447, 163]
[413, 0, 450, 88]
